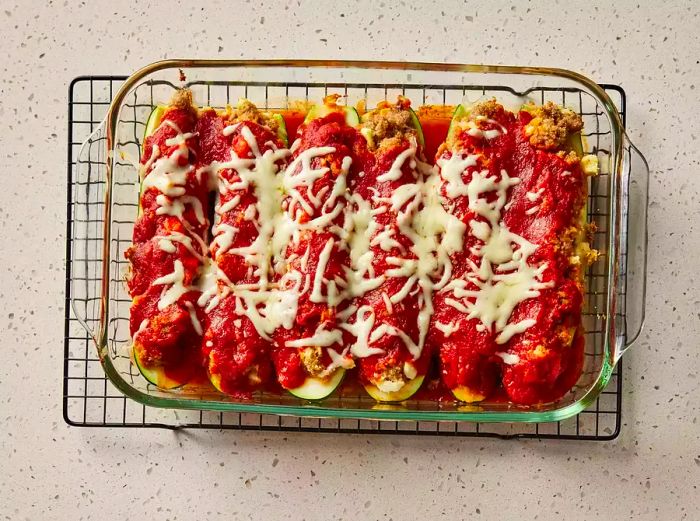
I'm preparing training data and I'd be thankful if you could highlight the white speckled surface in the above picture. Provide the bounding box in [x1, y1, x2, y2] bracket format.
[1, 0, 699, 519]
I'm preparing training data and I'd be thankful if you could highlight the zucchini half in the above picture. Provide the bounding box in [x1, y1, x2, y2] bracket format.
[303, 103, 360, 126]
[281, 102, 355, 400]
[287, 368, 346, 401]
[443, 109, 591, 403]
[446, 105, 589, 403]
[364, 375, 425, 403]
[132, 104, 192, 390]
[271, 113, 289, 147]
[358, 104, 425, 150]
[133, 348, 186, 390]
[356, 101, 426, 402]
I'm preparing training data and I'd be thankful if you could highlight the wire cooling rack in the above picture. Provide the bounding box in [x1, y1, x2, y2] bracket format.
[64, 76, 625, 440]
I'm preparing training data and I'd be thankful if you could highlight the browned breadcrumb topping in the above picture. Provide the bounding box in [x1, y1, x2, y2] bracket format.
[361, 96, 417, 151]
[377, 365, 405, 386]
[558, 226, 580, 252]
[580, 243, 600, 265]
[557, 150, 581, 164]
[227, 99, 279, 134]
[524, 101, 583, 151]
[299, 346, 326, 377]
[557, 326, 575, 347]
[586, 221, 597, 241]
[170, 89, 197, 118]
[445, 99, 507, 150]
[470, 98, 503, 119]
[288, 99, 313, 114]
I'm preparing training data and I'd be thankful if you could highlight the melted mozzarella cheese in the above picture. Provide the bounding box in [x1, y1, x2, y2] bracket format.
[343, 146, 467, 361]
[155, 231, 205, 262]
[141, 147, 193, 197]
[435, 321, 458, 338]
[438, 147, 552, 344]
[184, 301, 203, 335]
[377, 145, 417, 182]
[285, 327, 343, 348]
[341, 305, 385, 358]
[496, 351, 520, 365]
[152, 260, 189, 310]
[156, 194, 205, 224]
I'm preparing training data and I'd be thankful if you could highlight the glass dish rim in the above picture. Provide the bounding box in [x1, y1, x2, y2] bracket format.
[95, 59, 625, 423]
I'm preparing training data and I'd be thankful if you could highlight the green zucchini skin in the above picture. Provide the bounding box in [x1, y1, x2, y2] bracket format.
[133, 104, 192, 390]
[133, 348, 185, 390]
[364, 375, 425, 403]
[271, 113, 289, 147]
[144, 105, 166, 139]
[446, 104, 468, 144]
[287, 369, 346, 401]
[408, 107, 425, 148]
[303, 104, 360, 126]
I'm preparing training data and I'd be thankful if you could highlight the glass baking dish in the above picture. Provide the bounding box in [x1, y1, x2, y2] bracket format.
[71, 60, 648, 423]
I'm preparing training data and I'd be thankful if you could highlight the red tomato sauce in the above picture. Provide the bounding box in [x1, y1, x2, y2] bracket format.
[129, 105, 586, 404]
[127, 106, 207, 381]
[198, 112, 286, 393]
[420, 117, 451, 161]
[428, 108, 586, 405]
[271, 112, 367, 390]
[348, 138, 430, 388]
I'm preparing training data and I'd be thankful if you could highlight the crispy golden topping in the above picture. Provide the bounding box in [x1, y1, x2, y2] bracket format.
[299, 346, 326, 377]
[226, 99, 279, 134]
[322, 93, 341, 107]
[523, 101, 583, 151]
[445, 99, 508, 150]
[557, 327, 575, 347]
[557, 150, 581, 165]
[170, 89, 197, 118]
[289, 99, 313, 114]
[470, 98, 503, 120]
[531, 344, 547, 359]
[361, 96, 417, 151]
[575, 241, 599, 266]
[586, 221, 597, 241]
[377, 365, 406, 387]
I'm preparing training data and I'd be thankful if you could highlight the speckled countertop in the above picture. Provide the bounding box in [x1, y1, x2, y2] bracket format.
[1, 0, 699, 519]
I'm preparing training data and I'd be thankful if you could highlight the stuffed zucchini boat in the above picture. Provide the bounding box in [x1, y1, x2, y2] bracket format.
[344, 97, 432, 402]
[430, 99, 597, 405]
[126, 90, 209, 389]
[196, 100, 290, 396]
[497, 101, 597, 404]
[271, 96, 363, 400]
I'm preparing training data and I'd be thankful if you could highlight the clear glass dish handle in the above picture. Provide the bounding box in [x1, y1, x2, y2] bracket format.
[70, 119, 109, 344]
[613, 136, 649, 364]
